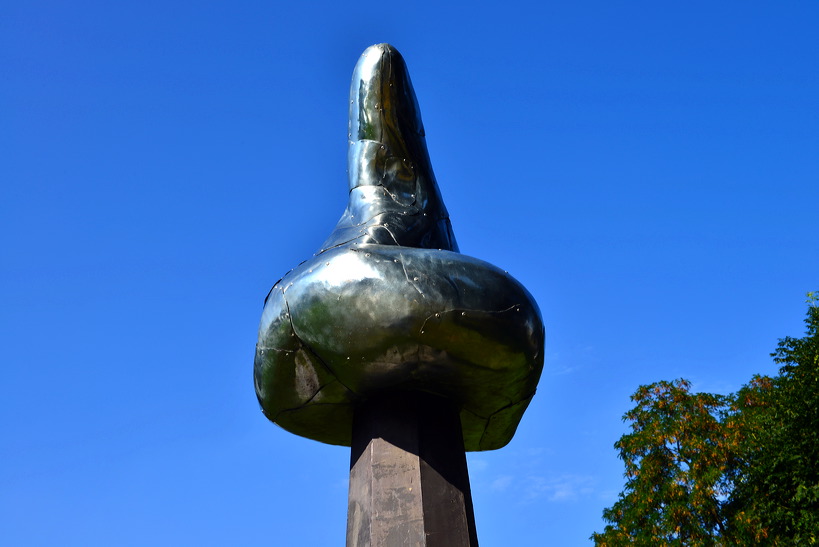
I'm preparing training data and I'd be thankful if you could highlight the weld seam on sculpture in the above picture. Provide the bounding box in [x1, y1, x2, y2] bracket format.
[418, 304, 524, 338]
[255, 43, 544, 453]
[286, 324, 359, 397]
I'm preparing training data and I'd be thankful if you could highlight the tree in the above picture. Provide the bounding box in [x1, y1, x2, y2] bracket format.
[591, 379, 742, 545]
[727, 293, 819, 544]
[593, 293, 819, 545]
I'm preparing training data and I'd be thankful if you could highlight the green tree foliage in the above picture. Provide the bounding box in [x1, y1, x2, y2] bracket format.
[591, 379, 745, 546]
[728, 293, 819, 544]
[593, 294, 819, 546]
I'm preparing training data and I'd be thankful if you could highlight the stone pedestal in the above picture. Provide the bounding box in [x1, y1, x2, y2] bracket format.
[346, 393, 479, 547]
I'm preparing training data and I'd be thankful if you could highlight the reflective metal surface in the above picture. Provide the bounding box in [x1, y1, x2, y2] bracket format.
[255, 44, 544, 451]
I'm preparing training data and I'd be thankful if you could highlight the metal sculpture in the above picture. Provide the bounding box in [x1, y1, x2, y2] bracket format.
[255, 43, 544, 545]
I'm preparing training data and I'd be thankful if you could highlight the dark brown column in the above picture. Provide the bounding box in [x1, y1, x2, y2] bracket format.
[346, 392, 479, 547]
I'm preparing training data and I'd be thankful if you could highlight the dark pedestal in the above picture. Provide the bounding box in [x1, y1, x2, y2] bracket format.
[346, 393, 479, 547]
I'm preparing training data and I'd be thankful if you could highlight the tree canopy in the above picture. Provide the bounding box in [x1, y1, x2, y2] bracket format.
[593, 293, 819, 545]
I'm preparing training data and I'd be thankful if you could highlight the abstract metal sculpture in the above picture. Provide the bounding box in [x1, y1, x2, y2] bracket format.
[255, 44, 544, 545]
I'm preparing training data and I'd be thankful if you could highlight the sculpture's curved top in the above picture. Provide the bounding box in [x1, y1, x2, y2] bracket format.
[321, 44, 458, 253]
[255, 44, 544, 451]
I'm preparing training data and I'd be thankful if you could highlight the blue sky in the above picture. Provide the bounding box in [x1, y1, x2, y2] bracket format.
[3, 2, 818, 545]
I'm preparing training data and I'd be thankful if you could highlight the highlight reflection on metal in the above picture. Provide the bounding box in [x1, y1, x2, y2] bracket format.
[255, 44, 544, 451]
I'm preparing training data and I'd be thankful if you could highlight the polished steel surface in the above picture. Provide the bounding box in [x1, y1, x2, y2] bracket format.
[255, 44, 544, 451]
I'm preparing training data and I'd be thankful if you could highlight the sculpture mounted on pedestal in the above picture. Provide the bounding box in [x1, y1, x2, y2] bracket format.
[255, 43, 544, 546]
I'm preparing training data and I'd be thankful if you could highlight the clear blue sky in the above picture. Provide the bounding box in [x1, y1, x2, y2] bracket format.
[3, 2, 818, 545]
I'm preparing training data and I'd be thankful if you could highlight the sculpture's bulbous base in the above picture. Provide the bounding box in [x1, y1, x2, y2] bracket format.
[254, 244, 544, 451]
